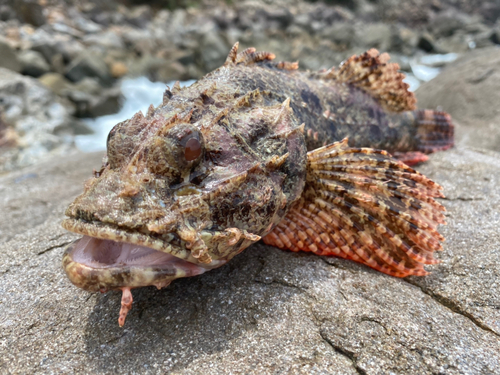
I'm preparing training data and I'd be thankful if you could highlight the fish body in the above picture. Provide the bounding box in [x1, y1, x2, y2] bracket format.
[62, 44, 453, 326]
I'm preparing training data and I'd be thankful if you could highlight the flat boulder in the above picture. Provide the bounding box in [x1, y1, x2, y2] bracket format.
[1, 48, 500, 374]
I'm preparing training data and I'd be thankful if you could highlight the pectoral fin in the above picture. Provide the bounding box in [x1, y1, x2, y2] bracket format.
[263, 138, 446, 277]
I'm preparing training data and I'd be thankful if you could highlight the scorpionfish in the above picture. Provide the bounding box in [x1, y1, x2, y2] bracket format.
[62, 43, 454, 326]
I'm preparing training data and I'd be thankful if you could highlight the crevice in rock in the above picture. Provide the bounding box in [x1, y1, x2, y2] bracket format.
[318, 256, 357, 274]
[404, 278, 500, 338]
[319, 330, 366, 375]
[37, 241, 73, 255]
[253, 278, 306, 291]
[442, 196, 484, 201]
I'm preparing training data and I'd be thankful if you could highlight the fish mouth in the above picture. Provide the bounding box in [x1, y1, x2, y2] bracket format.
[61, 218, 225, 292]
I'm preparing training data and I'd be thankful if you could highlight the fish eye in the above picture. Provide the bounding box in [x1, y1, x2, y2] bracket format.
[184, 138, 202, 161]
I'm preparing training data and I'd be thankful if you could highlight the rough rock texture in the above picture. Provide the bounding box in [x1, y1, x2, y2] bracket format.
[1, 50, 500, 373]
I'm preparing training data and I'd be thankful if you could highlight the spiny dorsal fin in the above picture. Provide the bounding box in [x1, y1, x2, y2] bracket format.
[224, 42, 239, 65]
[236, 49, 275, 65]
[274, 61, 299, 70]
[224, 43, 299, 71]
[263, 138, 446, 278]
[319, 49, 416, 113]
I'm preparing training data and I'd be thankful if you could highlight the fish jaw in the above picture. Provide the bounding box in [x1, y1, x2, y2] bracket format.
[62, 235, 215, 293]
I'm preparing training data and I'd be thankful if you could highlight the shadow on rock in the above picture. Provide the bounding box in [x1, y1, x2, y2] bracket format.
[82, 244, 312, 372]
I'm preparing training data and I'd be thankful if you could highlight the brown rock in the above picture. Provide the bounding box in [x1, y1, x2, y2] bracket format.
[110, 61, 128, 78]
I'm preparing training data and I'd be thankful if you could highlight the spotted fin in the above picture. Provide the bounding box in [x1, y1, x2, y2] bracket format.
[409, 109, 455, 154]
[316, 49, 416, 113]
[263, 138, 446, 277]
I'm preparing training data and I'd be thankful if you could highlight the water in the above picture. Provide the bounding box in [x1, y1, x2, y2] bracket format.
[74, 77, 194, 152]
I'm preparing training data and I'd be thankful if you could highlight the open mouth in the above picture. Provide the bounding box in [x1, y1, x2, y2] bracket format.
[61, 218, 224, 326]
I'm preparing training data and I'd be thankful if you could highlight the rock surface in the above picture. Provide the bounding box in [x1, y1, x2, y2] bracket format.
[1, 49, 500, 374]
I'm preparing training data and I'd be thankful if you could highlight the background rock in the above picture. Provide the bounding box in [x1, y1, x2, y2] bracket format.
[0, 140, 499, 375]
[0, 68, 91, 171]
[0, 38, 20, 72]
[18, 49, 50, 77]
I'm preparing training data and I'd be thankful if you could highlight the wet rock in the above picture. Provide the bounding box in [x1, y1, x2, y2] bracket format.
[0, 38, 20, 72]
[491, 28, 500, 45]
[65, 53, 112, 86]
[18, 49, 50, 77]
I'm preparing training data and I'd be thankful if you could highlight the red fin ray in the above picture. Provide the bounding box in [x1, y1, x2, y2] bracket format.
[263, 138, 446, 278]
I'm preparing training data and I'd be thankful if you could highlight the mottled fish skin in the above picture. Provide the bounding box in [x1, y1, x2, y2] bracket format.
[62, 44, 453, 323]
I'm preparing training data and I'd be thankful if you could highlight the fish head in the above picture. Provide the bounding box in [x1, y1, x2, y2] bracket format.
[62, 91, 307, 292]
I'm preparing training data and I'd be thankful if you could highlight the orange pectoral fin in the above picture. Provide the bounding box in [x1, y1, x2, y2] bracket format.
[263, 138, 446, 278]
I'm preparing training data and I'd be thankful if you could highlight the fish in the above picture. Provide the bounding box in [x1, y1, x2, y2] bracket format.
[61, 44, 454, 326]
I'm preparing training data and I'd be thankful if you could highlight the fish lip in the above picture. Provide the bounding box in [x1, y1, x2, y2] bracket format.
[61, 218, 225, 292]
[61, 218, 221, 267]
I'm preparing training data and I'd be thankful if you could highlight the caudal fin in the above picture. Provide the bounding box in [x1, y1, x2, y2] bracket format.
[413, 109, 454, 154]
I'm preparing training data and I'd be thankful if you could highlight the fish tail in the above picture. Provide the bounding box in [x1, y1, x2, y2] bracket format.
[411, 109, 455, 154]
[263, 138, 446, 278]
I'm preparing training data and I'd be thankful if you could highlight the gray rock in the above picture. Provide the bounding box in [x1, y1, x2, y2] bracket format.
[0, 38, 20, 72]
[1, 48, 500, 374]
[70, 87, 122, 118]
[129, 54, 188, 82]
[126, 5, 152, 29]
[18, 49, 50, 77]
[12, 0, 45, 27]
[30, 39, 58, 66]
[199, 28, 230, 72]
[83, 31, 125, 50]
[0, 68, 80, 171]
[65, 53, 112, 86]
[355, 23, 392, 51]
[38, 72, 73, 96]
[0, 4, 16, 22]
[416, 47, 500, 153]
[417, 32, 437, 53]
[0, 144, 500, 374]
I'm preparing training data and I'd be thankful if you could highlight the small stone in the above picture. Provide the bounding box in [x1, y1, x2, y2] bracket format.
[110, 61, 128, 78]
[417, 32, 437, 52]
[18, 50, 50, 77]
[0, 38, 20, 72]
[38, 73, 73, 96]
[65, 53, 112, 86]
